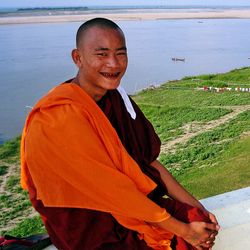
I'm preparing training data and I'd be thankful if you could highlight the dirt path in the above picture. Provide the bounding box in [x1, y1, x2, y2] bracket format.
[161, 105, 250, 153]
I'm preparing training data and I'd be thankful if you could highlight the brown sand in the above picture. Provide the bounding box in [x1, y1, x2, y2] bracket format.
[1, 9, 250, 25]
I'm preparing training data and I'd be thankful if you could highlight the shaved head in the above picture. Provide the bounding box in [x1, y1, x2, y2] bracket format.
[76, 18, 124, 48]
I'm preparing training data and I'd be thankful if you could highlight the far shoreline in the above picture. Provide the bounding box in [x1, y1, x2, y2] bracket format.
[1, 9, 250, 25]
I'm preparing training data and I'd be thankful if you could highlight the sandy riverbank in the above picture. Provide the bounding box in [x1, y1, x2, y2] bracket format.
[1, 9, 250, 25]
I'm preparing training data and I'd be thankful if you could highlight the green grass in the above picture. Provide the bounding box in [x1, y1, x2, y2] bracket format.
[159, 110, 250, 173]
[170, 66, 250, 88]
[6, 175, 20, 190]
[139, 105, 230, 141]
[0, 192, 32, 230]
[0, 137, 45, 236]
[3, 216, 46, 237]
[0, 165, 8, 176]
[0, 136, 21, 163]
[177, 135, 250, 199]
[134, 67, 250, 107]
[0, 67, 250, 237]
[135, 88, 250, 107]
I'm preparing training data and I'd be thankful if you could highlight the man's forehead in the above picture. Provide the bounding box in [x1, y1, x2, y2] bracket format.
[80, 26, 125, 46]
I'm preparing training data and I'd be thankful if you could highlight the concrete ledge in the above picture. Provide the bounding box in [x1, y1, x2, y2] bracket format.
[200, 187, 250, 250]
[201, 186, 250, 210]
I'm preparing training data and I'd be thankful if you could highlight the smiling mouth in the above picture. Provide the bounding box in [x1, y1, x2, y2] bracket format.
[100, 72, 120, 79]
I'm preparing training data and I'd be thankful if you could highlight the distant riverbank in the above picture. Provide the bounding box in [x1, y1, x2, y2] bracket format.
[1, 8, 250, 25]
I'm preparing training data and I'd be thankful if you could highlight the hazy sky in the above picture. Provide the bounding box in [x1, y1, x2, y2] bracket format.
[1, 0, 250, 8]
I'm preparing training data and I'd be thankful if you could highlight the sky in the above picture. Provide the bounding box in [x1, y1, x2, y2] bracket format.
[1, 0, 250, 8]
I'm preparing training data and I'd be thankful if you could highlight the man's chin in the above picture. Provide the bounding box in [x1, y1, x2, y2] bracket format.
[103, 80, 121, 90]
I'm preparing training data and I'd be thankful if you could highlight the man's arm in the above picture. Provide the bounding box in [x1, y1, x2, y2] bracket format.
[149, 160, 220, 249]
[150, 160, 204, 210]
[150, 160, 219, 225]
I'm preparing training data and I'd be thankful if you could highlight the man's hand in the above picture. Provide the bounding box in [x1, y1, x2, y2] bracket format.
[149, 215, 220, 249]
[207, 211, 219, 226]
[182, 221, 219, 250]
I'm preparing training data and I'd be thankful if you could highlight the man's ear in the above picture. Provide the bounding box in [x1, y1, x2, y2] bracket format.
[71, 49, 81, 68]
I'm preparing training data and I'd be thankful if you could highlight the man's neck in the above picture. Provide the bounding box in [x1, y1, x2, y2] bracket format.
[72, 75, 106, 102]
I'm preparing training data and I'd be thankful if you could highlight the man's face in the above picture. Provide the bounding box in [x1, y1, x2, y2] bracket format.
[76, 26, 128, 100]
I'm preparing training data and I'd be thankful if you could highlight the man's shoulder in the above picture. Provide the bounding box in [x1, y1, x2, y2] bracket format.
[34, 83, 85, 110]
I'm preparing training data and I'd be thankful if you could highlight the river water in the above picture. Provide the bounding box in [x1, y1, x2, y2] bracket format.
[0, 18, 250, 142]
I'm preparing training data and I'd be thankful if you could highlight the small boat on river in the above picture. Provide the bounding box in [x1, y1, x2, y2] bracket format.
[172, 58, 185, 62]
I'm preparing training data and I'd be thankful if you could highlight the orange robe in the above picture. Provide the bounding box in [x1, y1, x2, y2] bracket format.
[21, 83, 174, 249]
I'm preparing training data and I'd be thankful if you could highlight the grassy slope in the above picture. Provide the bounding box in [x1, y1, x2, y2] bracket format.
[1, 67, 250, 236]
[133, 67, 250, 199]
[178, 135, 250, 199]
[0, 137, 46, 236]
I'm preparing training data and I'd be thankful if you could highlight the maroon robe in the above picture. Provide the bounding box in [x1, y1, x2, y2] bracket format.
[27, 89, 210, 250]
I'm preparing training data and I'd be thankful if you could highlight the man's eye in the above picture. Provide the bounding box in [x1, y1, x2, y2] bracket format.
[96, 53, 107, 57]
[117, 53, 127, 56]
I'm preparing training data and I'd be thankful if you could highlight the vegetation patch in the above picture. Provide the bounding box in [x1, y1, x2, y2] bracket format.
[0, 136, 21, 163]
[177, 135, 250, 199]
[3, 216, 46, 237]
[139, 105, 231, 141]
[0, 165, 8, 176]
[160, 110, 250, 175]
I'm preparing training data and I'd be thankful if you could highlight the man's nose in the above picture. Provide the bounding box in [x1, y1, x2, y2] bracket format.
[106, 55, 119, 67]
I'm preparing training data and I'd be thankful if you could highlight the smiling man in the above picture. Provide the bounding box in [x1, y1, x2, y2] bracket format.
[21, 18, 219, 250]
[72, 22, 128, 101]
